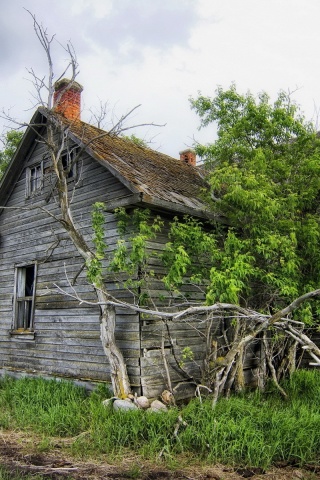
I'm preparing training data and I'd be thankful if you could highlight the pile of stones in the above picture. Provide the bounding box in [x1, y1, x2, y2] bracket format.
[102, 390, 175, 413]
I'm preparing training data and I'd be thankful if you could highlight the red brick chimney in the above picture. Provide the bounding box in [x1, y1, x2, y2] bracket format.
[179, 148, 196, 166]
[53, 78, 83, 121]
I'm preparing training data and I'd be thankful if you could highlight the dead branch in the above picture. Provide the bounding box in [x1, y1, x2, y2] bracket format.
[161, 324, 173, 393]
[195, 385, 213, 403]
[46, 284, 320, 329]
[89, 100, 110, 129]
[46, 281, 320, 404]
[263, 334, 288, 398]
[158, 415, 188, 458]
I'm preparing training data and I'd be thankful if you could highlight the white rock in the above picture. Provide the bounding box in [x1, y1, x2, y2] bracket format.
[150, 400, 168, 412]
[113, 399, 139, 411]
[134, 395, 150, 409]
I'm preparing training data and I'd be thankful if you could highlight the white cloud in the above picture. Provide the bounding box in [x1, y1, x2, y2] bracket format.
[70, 0, 113, 18]
[1, 0, 320, 156]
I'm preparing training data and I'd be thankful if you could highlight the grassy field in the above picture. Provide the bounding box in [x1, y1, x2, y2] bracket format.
[0, 370, 319, 471]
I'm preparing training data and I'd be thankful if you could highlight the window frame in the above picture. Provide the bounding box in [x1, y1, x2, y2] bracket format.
[12, 263, 37, 333]
[26, 162, 44, 197]
[61, 146, 79, 180]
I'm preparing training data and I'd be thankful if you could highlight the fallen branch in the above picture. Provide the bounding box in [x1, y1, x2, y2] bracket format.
[158, 415, 188, 458]
[46, 282, 320, 403]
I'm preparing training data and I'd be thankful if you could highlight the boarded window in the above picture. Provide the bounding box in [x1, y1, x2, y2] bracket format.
[13, 264, 37, 331]
[26, 163, 43, 197]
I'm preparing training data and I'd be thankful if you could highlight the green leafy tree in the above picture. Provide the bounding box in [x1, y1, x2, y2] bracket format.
[185, 85, 320, 322]
[0, 130, 23, 178]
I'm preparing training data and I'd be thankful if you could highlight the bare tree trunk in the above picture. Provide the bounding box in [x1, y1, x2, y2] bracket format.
[287, 341, 298, 375]
[97, 290, 131, 397]
[235, 346, 245, 393]
[160, 324, 173, 393]
[43, 120, 132, 398]
[58, 200, 131, 397]
[262, 335, 287, 398]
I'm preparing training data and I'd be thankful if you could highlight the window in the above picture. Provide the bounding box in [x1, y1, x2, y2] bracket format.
[26, 163, 43, 197]
[30, 165, 42, 192]
[13, 264, 37, 331]
[61, 147, 79, 180]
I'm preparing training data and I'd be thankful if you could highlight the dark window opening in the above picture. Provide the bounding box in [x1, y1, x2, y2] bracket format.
[61, 147, 79, 179]
[14, 264, 36, 331]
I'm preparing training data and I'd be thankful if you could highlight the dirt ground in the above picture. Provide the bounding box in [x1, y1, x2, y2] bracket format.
[0, 430, 319, 480]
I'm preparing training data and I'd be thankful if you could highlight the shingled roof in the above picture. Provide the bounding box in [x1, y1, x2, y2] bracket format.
[51, 110, 209, 216]
[0, 106, 210, 218]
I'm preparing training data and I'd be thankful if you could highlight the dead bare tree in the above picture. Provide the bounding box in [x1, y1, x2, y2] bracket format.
[49, 282, 320, 405]
[27, 12, 132, 397]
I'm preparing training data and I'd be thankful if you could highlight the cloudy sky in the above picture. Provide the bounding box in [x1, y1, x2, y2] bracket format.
[1, 0, 320, 157]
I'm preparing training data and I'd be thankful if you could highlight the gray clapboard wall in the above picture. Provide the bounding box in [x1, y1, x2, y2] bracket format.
[0, 135, 141, 389]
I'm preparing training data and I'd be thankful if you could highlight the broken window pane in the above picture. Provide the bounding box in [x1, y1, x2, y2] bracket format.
[14, 264, 36, 331]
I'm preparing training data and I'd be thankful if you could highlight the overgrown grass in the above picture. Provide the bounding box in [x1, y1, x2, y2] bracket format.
[1, 370, 320, 469]
[0, 376, 91, 435]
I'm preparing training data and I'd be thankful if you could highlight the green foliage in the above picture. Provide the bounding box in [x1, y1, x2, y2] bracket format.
[162, 216, 216, 292]
[181, 346, 194, 361]
[110, 208, 163, 302]
[122, 134, 148, 148]
[179, 346, 194, 368]
[0, 130, 23, 178]
[2, 373, 320, 469]
[86, 202, 107, 286]
[87, 86, 320, 322]
[162, 216, 256, 305]
[189, 85, 320, 319]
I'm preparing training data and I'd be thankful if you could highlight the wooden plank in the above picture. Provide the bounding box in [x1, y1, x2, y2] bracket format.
[3, 346, 140, 367]
[3, 358, 112, 380]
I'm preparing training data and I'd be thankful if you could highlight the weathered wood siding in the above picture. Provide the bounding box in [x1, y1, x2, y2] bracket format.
[138, 216, 263, 398]
[0, 135, 141, 388]
[138, 216, 205, 398]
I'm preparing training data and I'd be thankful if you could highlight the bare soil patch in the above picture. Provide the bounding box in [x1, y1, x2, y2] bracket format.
[0, 430, 319, 479]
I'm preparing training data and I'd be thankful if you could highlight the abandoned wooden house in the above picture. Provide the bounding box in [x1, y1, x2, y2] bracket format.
[0, 81, 262, 398]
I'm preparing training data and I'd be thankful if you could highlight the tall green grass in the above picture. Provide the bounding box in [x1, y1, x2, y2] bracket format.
[0, 376, 90, 435]
[1, 370, 320, 469]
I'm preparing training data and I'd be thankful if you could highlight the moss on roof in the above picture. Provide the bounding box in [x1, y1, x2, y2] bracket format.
[57, 113, 209, 212]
